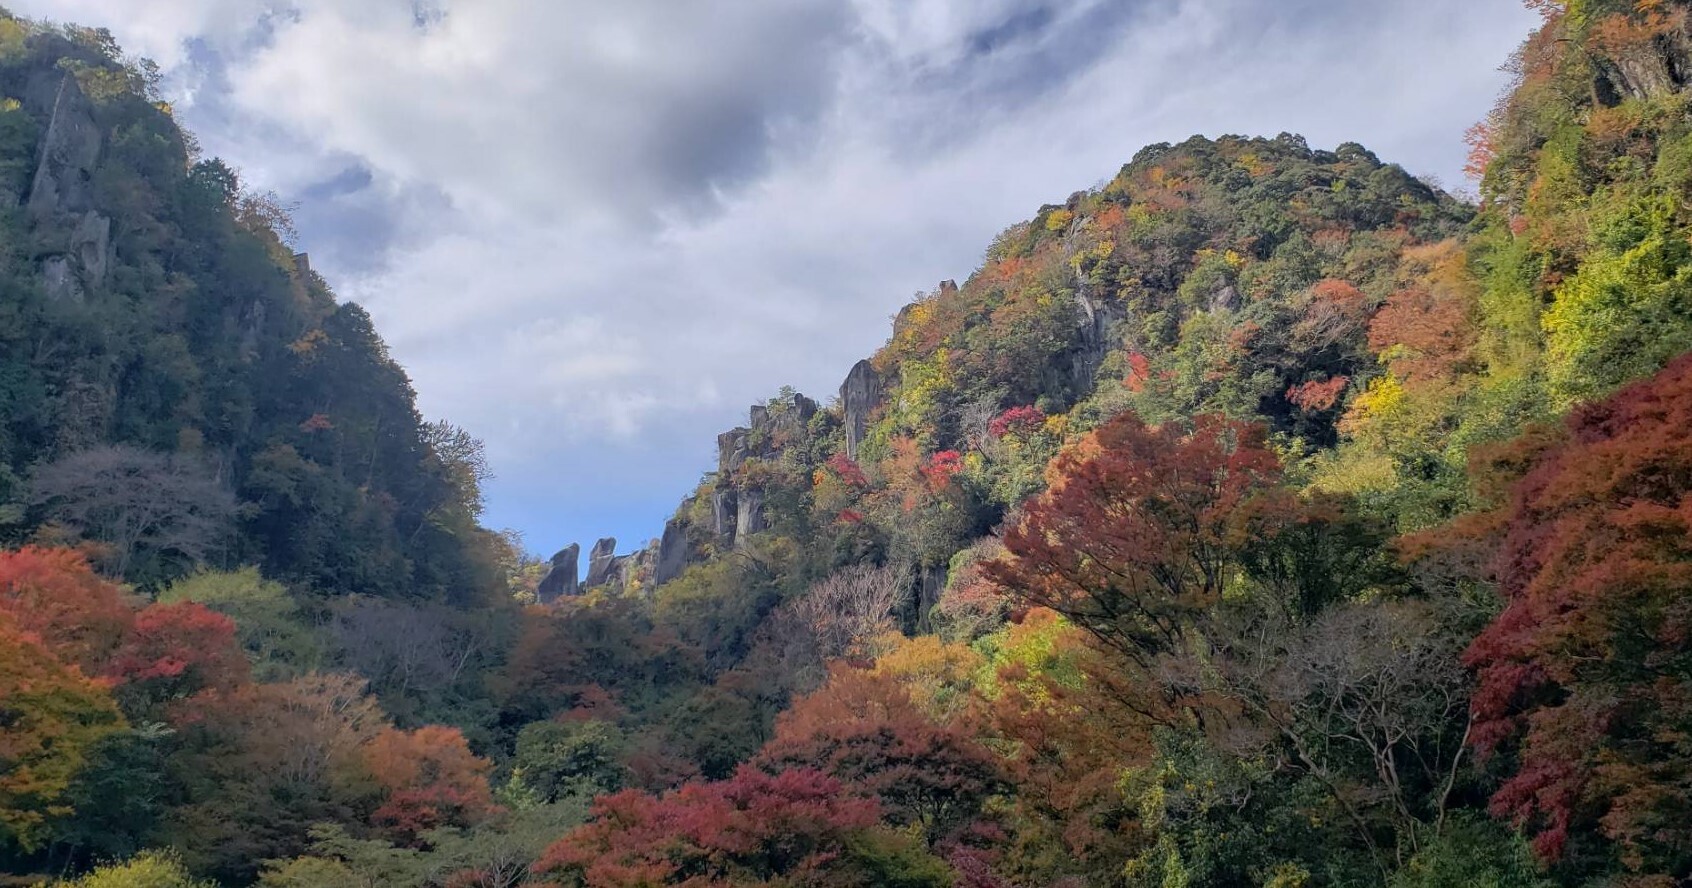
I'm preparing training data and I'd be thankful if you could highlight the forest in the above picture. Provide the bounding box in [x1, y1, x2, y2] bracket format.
[3, 0, 1692, 886]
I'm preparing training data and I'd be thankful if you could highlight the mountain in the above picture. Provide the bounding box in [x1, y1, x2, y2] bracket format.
[9, 2, 1692, 887]
[549, 133, 1471, 603]
[0, 21, 510, 602]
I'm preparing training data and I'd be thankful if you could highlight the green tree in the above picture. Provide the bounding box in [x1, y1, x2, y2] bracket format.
[51, 851, 214, 888]
[159, 567, 323, 681]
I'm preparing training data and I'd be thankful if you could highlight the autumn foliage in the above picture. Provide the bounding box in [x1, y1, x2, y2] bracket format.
[985, 413, 1285, 667]
[0, 617, 124, 851]
[0, 546, 135, 672]
[365, 725, 497, 842]
[533, 767, 949, 887]
[1467, 352, 1692, 878]
[755, 666, 1005, 844]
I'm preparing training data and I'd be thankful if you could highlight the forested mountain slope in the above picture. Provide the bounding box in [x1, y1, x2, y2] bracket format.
[8, 1, 1692, 887]
[0, 20, 506, 601]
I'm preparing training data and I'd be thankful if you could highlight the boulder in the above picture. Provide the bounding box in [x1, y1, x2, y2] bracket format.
[718, 428, 751, 478]
[609, 548, 654, 590]
[72, 211, 110, 287]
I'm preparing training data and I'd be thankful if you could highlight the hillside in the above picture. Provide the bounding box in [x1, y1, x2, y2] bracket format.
[7, 2, 1692, 887]
[0, 21, 509, 603]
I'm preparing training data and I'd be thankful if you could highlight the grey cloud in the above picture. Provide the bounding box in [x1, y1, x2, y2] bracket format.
[222, 0, 856, 225]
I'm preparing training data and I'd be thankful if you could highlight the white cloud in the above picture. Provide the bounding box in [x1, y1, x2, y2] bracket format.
[6, 0, 1538, 549]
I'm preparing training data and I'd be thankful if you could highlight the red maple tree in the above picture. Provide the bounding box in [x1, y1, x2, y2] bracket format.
[1466, 352, 1692, 878]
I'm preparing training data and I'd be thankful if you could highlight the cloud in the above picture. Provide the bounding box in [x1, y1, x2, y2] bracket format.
[7, 0, 1538, 553]
[224, 0, 850, 224]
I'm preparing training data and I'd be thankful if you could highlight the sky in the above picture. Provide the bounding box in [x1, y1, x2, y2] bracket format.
[13, 0, 1539, 561]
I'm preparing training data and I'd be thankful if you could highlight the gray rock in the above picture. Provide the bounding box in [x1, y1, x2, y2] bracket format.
[41, 255, 80, 303]
[28, 75, 101, 220]
[1593, 24, 1691, 103]
[609, 548, 654, 590]
[585, 537, 618, 587]
[1068, 285, 1122, 395]
[655, 517, 688, 585]
[839, 359, 881, 461]
[711, 487, 737, 540]
[39, 210, 113, 303]
[240, 298, 269, 357]
[764, 394, 816, 437]
[710, 394, 819, 549]
[914, 564, 947, 635]
[72, 211, 110, 287]
[894, 301, 919, 333]
[733, 488, 765, 549]
[27, 75, 113, 303]
[536, 543, 580, 603]
[718, 428, 750, 478]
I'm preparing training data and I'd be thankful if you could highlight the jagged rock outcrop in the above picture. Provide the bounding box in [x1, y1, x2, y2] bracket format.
[892, 281, 957, 338]
[28, 74, 100, 218]
[536, 543, 580, 603]
[711, 484, 737, 540]
[711, 394, 818, 549]
[655, 517, 689, 585]
[27, 74, 110, 303]
[608, 547, 654, 590]
[585, 537, 618, 587]
[1069, 285, 1124, 394]
[839, 359, 882, 462]
[913, 564, 947, 635]
[733, 488, 766, 547]
[1592, 15, 1692, 105]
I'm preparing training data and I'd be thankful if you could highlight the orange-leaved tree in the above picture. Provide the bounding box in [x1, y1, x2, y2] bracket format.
[753, 665, 1005, 846]
[0, 616, 125, 853]
[0, 546, 135, 672]
[365, 724, 496, 843]
[0, 547, 247, 718]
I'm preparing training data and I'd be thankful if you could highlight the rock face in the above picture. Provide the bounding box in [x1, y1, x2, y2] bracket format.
[608, 548, 653, 590]
[655, 517, 689, 585]
[1591, 17, 1692, 105]
[711, 487, 736, 539]
[585, 537, 618, 587]
[711, 394, 818, 550]
[914, 564, 947, 635]
[839, 359, 882, 462]
[536, 543, 580, 603]
[734, 488, 766, 545]
[28, 75, 101, 219]
[1069, 285, 1123, 395]
[27, 75, 111, 303]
